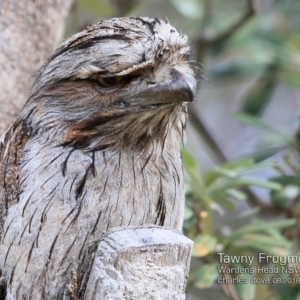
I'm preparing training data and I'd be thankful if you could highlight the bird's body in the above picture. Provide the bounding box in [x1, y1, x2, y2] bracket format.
[0, 17, 196, 299]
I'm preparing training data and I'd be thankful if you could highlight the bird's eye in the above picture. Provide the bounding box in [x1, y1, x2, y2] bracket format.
[97, 76, 125, 88]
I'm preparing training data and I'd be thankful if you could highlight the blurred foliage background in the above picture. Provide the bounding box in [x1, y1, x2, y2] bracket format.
[66, 0, 300, 299]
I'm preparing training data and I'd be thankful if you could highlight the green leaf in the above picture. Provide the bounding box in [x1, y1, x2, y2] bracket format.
[217, 177, 282, 191]
[234, 113, 280, 133]
[266, 227, 287, 242]
[209, 202, 226, 215]
[242, 75, 275, 116]
[235, 272, 255, 300]
[270, 176, 300, 207]
[182, 149, 201, 180]
[210, 60, 260, 78]
[245, 147, 284, 162]
[182, 150, 206, 200]
[224, 189, 247, 201]
[270, 176, 300, 188]
[231, 161, 275, 173]
[219, 198, 238, 210]
[204, 159, 275, 187]
[283, 154, 300, 173]
[228, 219, 296, 242]
[221, 158, 254, 170]
[193, 235, 217, 257]
[233, 233, 291, 249]
[184, 206, 194, 221]
[194, 264, 219, 289]
[231, 241, 288, 256]
[277, 284, 300, 300]
[226, 208, 260, 225]
[271, 185, 300, 208]
[204, 167, 238, 187]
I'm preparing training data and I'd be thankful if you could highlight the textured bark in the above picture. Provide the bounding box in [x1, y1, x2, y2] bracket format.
[84, 226, 193, 300]
[0, 0, 73, 134]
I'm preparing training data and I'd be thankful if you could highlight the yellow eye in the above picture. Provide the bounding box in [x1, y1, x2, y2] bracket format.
[97, 76, 124, 88]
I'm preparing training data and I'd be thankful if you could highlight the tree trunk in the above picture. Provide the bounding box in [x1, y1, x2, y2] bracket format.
[0, 0, 73, 134]
[84, 226, 193, 300]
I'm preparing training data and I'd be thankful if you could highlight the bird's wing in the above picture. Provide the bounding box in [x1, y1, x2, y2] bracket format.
[0, 119, 31, 239]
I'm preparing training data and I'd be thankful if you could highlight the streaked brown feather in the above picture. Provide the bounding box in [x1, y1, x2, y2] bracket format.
[0, 120, 32, 240]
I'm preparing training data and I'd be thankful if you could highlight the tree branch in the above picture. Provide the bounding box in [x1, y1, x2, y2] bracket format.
[189, 106, 227, 163]
[189, 106, 283, 213]
[200, 0, 212, 31]
[0, 0, 73, 134]
[84, 226, 193, 300]
[197, 0, 255, 46]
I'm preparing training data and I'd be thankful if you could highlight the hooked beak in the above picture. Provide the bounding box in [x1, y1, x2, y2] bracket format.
[146, 68, 197, 103]
[121, 68, 197, 106]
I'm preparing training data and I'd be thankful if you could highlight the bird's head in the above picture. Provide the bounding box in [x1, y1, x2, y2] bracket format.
[26, 17, 197, 151]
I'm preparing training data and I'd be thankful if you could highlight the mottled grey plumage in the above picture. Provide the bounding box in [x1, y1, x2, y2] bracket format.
[0, 17, 196, 299]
